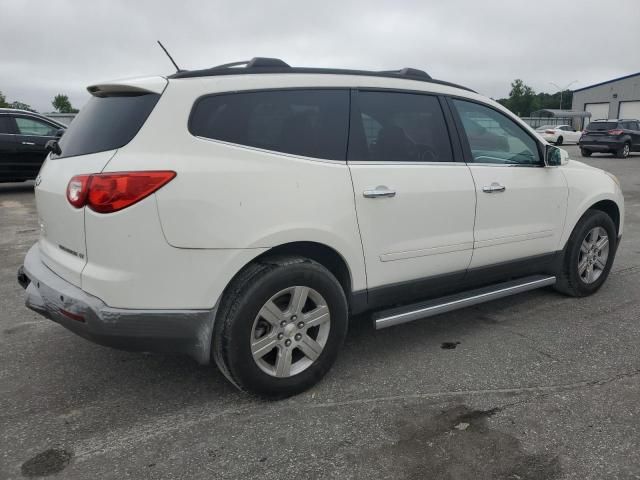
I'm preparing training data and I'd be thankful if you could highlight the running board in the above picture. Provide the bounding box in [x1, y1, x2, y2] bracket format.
[373, 274, 556, 330]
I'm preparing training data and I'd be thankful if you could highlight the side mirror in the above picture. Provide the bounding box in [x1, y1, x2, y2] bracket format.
[55, 128, 65, 138]
[45, 140, 62, 156]
[545, 145, 568, 166]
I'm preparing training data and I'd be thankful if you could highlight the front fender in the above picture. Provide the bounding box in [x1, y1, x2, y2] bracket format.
[559, 162, 624, 249]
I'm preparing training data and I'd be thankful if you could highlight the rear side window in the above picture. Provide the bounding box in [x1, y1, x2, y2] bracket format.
[349, 91, 453, 162]
[190, 89, 349, 161]
[57, 93, 160, 159]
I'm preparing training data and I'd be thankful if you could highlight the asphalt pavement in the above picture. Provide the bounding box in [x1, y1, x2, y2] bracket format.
[2, 144, 640, 479]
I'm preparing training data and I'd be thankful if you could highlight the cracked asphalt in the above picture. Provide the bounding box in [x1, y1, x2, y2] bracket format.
[2, 145, 640, 479]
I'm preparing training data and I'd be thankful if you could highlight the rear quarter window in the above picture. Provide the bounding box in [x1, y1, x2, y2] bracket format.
[56, 93, 160, 159]
[189, 89, 349, 161]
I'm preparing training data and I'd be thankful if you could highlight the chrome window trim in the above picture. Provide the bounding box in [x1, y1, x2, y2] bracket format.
[347, 160, 462, 166]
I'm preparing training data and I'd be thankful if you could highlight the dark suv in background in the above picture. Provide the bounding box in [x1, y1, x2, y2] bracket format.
[0, 109, 66, 182]
[579, 119, 640, 158]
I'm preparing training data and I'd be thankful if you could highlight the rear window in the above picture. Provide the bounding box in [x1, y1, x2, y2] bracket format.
[56, 93, 160, 159]
[586, 122, 617, 131]
[189, 89, 349, 161]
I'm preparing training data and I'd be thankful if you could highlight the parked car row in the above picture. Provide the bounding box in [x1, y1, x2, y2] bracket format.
[534, 120, 640, 158]
[0, 109, 66, 182]
[579, 119, 640, 158]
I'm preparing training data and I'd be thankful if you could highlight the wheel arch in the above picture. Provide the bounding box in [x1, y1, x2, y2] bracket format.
[588, 199, 620, 235]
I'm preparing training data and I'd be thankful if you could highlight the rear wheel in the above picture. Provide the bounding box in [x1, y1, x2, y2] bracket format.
[555, 136, 563, 146]
[554, 210, 617, 297]
[580, 148, 592, 157]
[616, 142, 630, 158]
[213, 256, 348, 398]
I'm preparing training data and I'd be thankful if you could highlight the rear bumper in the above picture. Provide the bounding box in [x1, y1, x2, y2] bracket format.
[579, 141, 621, 152]
[19, 244, 215, 364]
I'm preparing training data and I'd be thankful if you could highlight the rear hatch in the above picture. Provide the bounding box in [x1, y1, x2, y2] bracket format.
[35, 77, 166, 286]
[583, 121, 618, 141]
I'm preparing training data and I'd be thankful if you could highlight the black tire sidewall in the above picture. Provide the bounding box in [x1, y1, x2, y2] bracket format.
[581, 148, 591, 157]
[220, 261, 348, 397]
[564, 210, 616, 296]
[556, 137, 563, 146]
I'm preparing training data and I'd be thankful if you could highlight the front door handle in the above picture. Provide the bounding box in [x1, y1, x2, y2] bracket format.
[21, 141, 36, 146]
[482, 182, 506, 193]
[363, 186, 396, 198]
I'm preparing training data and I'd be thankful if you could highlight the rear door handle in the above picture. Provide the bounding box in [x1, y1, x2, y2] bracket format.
[482, 182, 506, 193]
[21, 141, 35, 146]
[363, 186, 396, 198]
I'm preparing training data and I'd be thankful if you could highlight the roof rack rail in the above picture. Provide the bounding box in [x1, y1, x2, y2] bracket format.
[169, 58, 474, 93]
[379, 68, 432, 80]
[214, 57, 290, 69]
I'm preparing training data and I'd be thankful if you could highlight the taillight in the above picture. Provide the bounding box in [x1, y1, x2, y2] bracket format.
[66, 174, 90, 208]
[66, 171, 176, 213]
[545, 129, 555, 134]
[608, 129, 624, 136]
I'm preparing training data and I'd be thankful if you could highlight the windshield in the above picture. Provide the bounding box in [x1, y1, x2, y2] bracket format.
[56, 93, 160, 158]
[586, 122, 617, 131]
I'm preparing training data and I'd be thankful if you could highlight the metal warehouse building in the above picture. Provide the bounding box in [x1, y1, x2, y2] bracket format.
[572, 72, 640, 129]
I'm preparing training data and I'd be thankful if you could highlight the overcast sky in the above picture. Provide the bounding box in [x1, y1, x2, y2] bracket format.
[1, 0, 639, 113]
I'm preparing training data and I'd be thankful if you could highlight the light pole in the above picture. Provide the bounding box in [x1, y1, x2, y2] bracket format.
[549, 81, 578, 110]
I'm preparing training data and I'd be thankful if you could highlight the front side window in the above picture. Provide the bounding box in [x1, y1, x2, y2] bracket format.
[190, 89, 349, 161]
[452, 99, 541, 166]
[349, 91, 453, 162]
[15, 117, 58, 136]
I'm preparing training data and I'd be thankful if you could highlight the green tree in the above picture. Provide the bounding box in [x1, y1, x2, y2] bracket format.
[497, 79, 539, 116]
[9, 101, 35, 112]
[0, 90, 8, 108]
[52, 94, 78, 113]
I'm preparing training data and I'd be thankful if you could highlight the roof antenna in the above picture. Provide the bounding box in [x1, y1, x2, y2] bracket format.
[157, 40, 182, 72]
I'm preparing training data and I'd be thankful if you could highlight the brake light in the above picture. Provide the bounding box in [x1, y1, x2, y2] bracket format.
[608, 129, 624, 136]
[66, 171, 176, 213]
[545, 129, 555, 134]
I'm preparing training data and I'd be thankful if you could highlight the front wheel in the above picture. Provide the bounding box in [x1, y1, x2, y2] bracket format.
[213, 256, 348, 398]
[554, 210, 617, 297]
[581, 148, 592, 157]
[555, 136, 563, 146]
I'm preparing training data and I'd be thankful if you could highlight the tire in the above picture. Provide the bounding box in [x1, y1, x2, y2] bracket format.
[554, 209, 617, 297]
[555, 136, 563, 146]
[616, 142, 630, 158]
[581, 148, 592, 157]
[213, 255, 348, 398]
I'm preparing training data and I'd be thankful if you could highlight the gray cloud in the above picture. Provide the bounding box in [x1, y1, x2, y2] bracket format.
[1, 0, 638, 112]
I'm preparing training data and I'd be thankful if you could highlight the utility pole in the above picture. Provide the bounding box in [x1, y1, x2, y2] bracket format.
[549, 81, 578, 110]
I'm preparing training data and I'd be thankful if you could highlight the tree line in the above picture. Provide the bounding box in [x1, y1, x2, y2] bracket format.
[0, 91, 78, 113]
[496, 79, 574, 117]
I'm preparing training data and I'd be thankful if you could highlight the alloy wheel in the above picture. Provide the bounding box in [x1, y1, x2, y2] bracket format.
[578, 227, 609, 284]
[250, 286, 331, 377]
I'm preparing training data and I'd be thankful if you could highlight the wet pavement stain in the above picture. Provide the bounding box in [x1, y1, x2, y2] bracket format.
[355, 404, 561, 480]
[441, 341, 461, 349]
[21, 448, 72, 477]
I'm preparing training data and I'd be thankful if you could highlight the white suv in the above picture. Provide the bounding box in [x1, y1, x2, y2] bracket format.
[19, 58, 624, 398]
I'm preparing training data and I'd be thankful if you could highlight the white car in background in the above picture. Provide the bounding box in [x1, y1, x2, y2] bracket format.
[536, 124, 581, 145]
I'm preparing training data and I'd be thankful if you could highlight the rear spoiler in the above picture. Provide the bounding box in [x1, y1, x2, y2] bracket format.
[87, 76, 168, 97]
